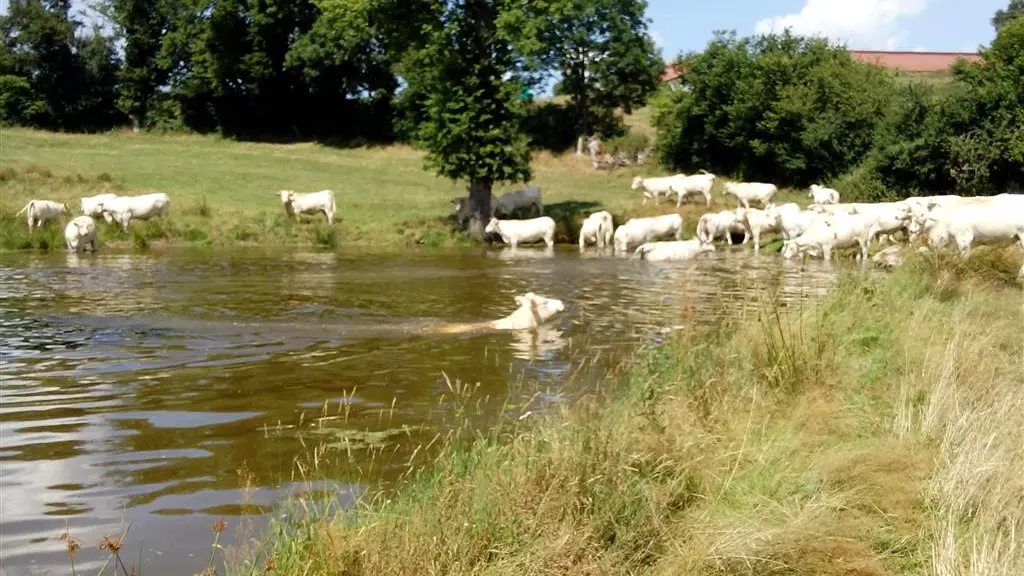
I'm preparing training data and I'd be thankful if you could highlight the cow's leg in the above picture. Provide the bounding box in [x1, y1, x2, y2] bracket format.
[704, 191, 711, 207]
[955, 232, 972, 258]
[1017, 233, 1024, 276]
[822, 244, 833, 262]
[753, 230, 761, 254]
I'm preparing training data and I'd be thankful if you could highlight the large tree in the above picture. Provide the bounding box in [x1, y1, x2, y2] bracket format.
[0, 0, 121, 130]
[993, 0, 1024, 31]
[651, 31, 895, 187]
[103, 0, 181, 130]
[404, 0, 535, 238]
[523, 0, 662, 142]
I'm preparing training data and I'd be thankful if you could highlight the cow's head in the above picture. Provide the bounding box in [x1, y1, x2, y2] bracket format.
[630, 176, 644, 190]
[484, 217, 500, 235]
[514, 292, 565, 325]
[808, 184, 819, 198]
[61, 203, 72, 216]
[277, 190, 295, 204]
[782, 240, 801, 260]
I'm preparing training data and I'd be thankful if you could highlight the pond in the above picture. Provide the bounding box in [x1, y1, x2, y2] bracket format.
[0, 246, 842, 575]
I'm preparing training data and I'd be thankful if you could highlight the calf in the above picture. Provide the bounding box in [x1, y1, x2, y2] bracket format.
[849, 201, 912, 245]
[723, 181, 778, 209]
[15, 199, 71, 231]
[80, 193, 118, 222]
[778, 206, 819, 252]
[736, 203, 800, 253]
[278, 189, 336, 225]
[635, 239, 716, 261]
[99, 193, 171, 231]
[782, 211, 872, 262]
[696, 210, 748, 245]
[484, 216, 556, 248]
[64, 215, 98, 252]
[578, 210, 614, 250]
[613, 213, 684, 252]
[631, 175, 685, 205]
[670, 172, 716, 207]
[808, 184, 840, 205]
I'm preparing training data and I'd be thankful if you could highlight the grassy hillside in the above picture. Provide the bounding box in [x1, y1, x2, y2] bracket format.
[0, 128, 804, 250]
[234, 254, 1024, 576]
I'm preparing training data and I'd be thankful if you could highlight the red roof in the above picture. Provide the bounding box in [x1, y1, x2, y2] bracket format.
[661, 64, 685, 82]
[849, 50, 982, 72]
[661, 50, 982, 82]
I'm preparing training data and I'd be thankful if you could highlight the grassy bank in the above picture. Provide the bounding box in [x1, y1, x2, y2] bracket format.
[0, 128, 804, 250]
[235, 254, 1024, 575]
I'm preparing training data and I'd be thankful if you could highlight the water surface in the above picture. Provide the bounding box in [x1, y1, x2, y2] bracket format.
[0, 246, 842, 574]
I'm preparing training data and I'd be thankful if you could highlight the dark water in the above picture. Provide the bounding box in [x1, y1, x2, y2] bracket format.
[0, 246, 841, 574]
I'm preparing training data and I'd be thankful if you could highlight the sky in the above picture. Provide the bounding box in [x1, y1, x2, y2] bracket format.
[0, 0, 1007, 58]
[647, 0, 1007, 62]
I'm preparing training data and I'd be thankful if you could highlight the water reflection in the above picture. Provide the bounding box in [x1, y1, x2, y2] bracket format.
[0, 246, 845, 575]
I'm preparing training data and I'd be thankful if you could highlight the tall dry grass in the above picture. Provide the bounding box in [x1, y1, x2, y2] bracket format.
[231, 259, 1023, 576]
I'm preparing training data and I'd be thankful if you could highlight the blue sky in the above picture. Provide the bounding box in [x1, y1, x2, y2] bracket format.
[648, 0, 1007, 62]
[0, 0, 1007, 59]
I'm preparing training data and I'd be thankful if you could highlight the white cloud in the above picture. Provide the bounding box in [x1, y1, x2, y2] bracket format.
[754, 0, 930, 51]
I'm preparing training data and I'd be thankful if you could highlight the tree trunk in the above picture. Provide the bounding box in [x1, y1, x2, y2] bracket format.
[467, 177, 493, 240]
[576, 135, 585, 157]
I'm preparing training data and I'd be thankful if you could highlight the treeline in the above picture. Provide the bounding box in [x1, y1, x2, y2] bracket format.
[653, 7, 1024, 198]
[0, 0, 662, 148]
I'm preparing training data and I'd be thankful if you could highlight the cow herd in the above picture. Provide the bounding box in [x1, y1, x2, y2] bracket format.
[12, 188, 341, 253]
[12, 172, 1024, 278]
[483, 173, 1024, 275]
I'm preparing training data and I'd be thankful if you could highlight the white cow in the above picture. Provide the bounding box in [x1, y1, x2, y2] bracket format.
[777, 207, 819, 252]
[635, 239, 716, 261]
[431, 292, 566, 334]
[808, 184, 840, 205]
[15, 199, 71, 231]
[696, 210, 748, 245]
[631, 175, 685, 205]
[736, 203, 800, 253]
[64, 215, 98, 253]
[484, 216, 556, 248]
[723, 181, 778, 209]
[613, 213, 684, 253]
[919, 196, 1024, 276]
[782, 211, 872, 262]
[578, 210, 614, 250]
[850, 201, 913, 245]
[278, 189, 336, 225]
[669, 172, 716, 207]
[905, 195, 1009, 241]
[494, 186, 543, 218]
[98, 193, 171, 231]
[80, 193, 118, 222]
